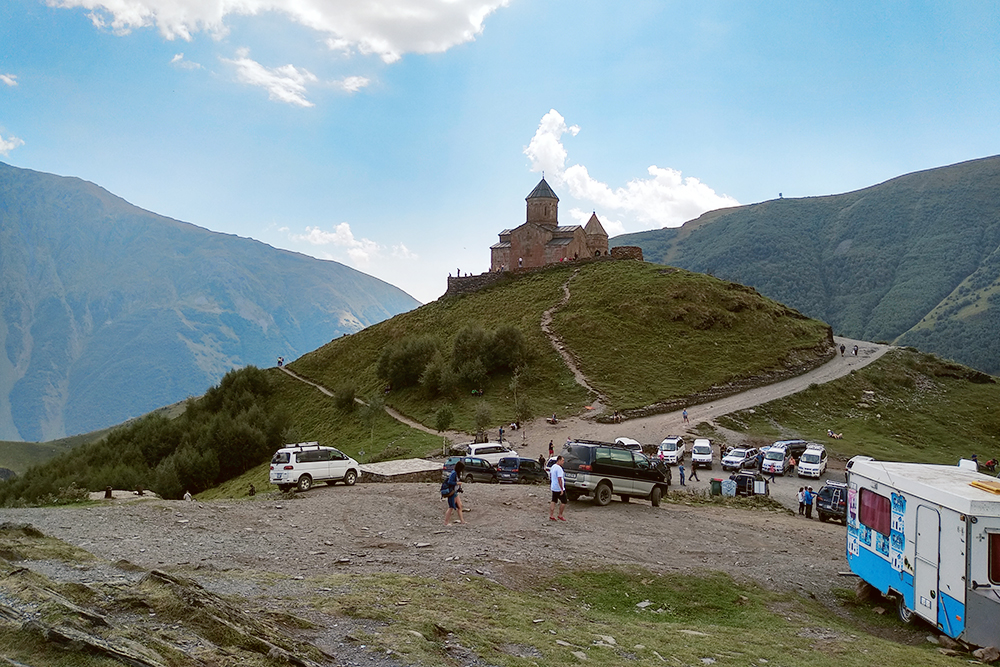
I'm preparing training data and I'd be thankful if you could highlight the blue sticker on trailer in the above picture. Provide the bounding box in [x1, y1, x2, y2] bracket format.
[936, 591, 966, 638]
[848, 540, 915, 604]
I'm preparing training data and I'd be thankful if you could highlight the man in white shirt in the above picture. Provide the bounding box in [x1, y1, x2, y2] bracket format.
[549, 455, 567, 521]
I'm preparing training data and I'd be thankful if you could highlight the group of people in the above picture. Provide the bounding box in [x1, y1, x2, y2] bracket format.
[797, 486, 817, 518]
[838, 344, 859, 357]
[441, 454, 570, 525]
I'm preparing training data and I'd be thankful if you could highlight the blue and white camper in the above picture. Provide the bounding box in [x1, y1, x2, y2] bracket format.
[846, 459, 1000, 647]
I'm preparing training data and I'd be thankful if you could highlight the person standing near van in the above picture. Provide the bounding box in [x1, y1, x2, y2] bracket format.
[803, 486, 814, 519]
[688, 462, 699, 482]
[678, 463, 686, 486]
[443, 461, 466, 526]
[797, 487, 805, 515]
[549, 456, 567, 521]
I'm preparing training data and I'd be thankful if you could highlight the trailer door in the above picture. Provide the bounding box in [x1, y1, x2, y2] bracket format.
[914, 505, 941, 624]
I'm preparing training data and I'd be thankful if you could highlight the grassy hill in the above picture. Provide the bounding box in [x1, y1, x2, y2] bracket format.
[0, 260, 833, 503]
[614, 155, 1000, 375]
[715, 347, 1000, 465]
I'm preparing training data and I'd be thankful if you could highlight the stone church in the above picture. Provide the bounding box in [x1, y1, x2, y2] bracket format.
[490, 178, 609, 271]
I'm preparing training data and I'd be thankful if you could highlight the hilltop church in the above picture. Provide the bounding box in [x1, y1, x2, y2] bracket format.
[490, 178, 609, 271]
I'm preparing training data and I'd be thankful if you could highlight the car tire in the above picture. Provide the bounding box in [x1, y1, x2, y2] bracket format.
[594, 482, 613, 506]
[465, 474, 475, 484]
[567, 491, 581, 502]
[344, 469, 358, 486]
[326, 480, 338, 486]
[490, 476, 498, 484]
[818, 512, 827, 522]
[897, 596, 915, 625]
[650, 486, 662, 507]
[621, 495, 630, 503]
[297, 475, 313, 492]
[278, 484, 292, 493]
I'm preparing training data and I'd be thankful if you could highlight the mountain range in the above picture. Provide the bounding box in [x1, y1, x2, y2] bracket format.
[0, 162, 420, 442]
[614, 155, 1000, 375]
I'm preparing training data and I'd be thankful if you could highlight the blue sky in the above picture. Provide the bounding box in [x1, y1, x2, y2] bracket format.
[3, 1, 1000, 303]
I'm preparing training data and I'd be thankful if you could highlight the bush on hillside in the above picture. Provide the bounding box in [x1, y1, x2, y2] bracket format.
[0, 366, 289, 506]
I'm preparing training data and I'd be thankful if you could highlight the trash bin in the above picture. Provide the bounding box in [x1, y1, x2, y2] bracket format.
[710, 478, 722, 496]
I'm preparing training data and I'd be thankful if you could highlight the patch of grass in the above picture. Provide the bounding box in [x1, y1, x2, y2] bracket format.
[716, 348, 1000, 464]
[0, 523, 94, 562]
[306, 567, 955, 667]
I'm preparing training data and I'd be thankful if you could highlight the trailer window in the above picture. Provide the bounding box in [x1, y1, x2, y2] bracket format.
[990, 533, 1000, 585]
[859, 488, 891, 536]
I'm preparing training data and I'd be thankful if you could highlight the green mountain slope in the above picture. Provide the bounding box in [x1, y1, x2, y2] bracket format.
[0, 162, 420, 442]
[614, 155, 1000, 373]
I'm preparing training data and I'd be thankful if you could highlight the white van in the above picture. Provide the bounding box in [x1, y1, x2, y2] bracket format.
[615, 437, 643, 454]
[465, 442, 518, 466]
[657, 436, 685, 465]
[761, 444, 791, 476]
[269, 442, 360, 492]
[690, 438, 714, 469]
[797, 445, 828, 478]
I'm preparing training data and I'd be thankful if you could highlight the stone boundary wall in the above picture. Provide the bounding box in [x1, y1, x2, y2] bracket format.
[444, 254, 642, 298]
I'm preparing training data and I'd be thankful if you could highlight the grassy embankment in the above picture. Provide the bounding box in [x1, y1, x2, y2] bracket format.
[289, 260, 830, 433]
[716, 347, 1000, 464]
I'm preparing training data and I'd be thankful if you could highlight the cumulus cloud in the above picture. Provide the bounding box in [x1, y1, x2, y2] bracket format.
[223, 49, 318, 107]
[334, 75, 370, 93]
[0, 133, 25, 156]
[294, 222, 417, 265]
[49, 0, 508, 63]
[0, 74, 17, 87]
[524, 109, 739, 229]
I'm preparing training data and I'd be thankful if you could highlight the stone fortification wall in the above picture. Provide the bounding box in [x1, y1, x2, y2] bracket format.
[611, 246, 643, 261]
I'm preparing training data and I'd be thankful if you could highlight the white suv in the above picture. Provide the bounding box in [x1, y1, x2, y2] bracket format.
[797, 445, 828, 478]
[465, 443, 518, 466]
[657, 436, 685, 465]
[270, 442, 360, 492]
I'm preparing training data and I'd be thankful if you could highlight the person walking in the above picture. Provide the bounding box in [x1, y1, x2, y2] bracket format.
[538, 454, 545, 468]
[548, 440, 554, 458]
[678, 462, 686, 486]
[688, 461, 700, 482]
[852, 345, 858, 356]
[443, 461, 466, 526]
[840, 344, 846, 356]
[797, 487, 805, 515]
[804, 486, 814, 519]
[549, 456, 567, 521]
[682, 408, 689, 424]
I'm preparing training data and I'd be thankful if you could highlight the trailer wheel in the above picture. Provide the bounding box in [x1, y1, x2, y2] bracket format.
[896, 596, 915, 625]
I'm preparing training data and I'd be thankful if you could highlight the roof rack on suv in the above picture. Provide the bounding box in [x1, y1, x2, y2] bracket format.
[568, 438, 641, 452]
[284, 441, 322, 450]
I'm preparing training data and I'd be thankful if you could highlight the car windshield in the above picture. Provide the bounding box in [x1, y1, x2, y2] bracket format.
[661, 442, 677, 451]
[728, 450, 747, 458]
[802, 452, 821, 463]
[765, 450, 784, 460]
[497, 458, 518, 469]
[693, 445, 711, 454]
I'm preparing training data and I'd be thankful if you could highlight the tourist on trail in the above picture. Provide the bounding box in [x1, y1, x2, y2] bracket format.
[840, 344, 846, 356]
[548, 440, 554, 457]
[443, 461, 466, 526]
[682, 408, 689, 424]
[678, 463, 686, 486]
[689, 462, 700, 482]
[853, 345, 858, 356]
[549, 456, 567, 521]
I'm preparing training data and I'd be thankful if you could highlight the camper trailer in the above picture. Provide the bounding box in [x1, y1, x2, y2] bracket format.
[846, 459, 1000, 647]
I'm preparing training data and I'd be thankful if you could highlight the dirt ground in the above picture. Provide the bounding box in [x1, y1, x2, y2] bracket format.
[5, 477, 850, 602]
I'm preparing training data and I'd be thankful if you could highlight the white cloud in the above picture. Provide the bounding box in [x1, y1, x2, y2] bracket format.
[0, 74, 17, 87]
[170, 53, 202, 69]
[334, 75, 370, 93]
[524, 109, 739, 229]
[223, 49, 318, 107]
[0, 133, 25, 156]
[294, 222, 417, 265]
[49, 0, 508, 63]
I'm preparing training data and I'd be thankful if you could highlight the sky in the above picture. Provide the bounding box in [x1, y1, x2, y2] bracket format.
[3, 1, 1000, 303]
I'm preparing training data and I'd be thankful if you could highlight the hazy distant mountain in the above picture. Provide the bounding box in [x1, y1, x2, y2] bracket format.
[0, 162, 420, 441]
[614, 156, 1000, 375]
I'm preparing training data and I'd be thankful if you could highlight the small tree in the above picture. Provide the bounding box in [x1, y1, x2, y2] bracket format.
[474, 402, 492, 443]
[333, 382, 357, 412]
[435, 405, 454, 456]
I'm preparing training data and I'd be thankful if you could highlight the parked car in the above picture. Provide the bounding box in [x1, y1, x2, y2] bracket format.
[465, 443, 518, 466]
[797, 445, 828, 478]
[269, 442, 360, 492]
[761, 444, 793, 476]
[721, 447, 759, 472]
[731, 470, 768, 497]
[776, 439, 810, 460]
[615, 437, 643, 453]
[496, 457, 547, 484]
[816, 480, 847, 523]
[657, 436, 686, 465]
[442, 456, 498, 483]
[690, 439, 714, 469]
[561, 439, 669, 507]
